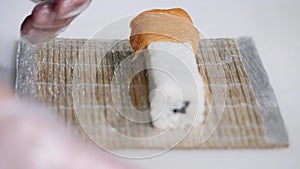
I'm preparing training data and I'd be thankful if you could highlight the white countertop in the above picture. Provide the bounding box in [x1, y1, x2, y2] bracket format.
[1, 0, 299, 168]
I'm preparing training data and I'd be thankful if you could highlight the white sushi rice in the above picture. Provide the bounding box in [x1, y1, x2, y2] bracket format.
[147, 42, 205, 129]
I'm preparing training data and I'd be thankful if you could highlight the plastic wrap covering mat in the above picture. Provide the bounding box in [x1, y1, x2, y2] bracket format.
[15, 37, 288, 149]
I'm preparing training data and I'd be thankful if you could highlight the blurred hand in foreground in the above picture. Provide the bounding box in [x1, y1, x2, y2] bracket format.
[0, 85, 132, 169]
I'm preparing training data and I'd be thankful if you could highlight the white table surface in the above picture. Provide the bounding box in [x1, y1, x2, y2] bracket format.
[1, 0, 299, 168]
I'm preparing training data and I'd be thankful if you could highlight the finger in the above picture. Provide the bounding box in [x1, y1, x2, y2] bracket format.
[31, 2, 76, 29]
[21, 16, 67, 44]
[30, 2, 56, 28]
[21, 0, 91, 44]
[55, 0, 91, 18]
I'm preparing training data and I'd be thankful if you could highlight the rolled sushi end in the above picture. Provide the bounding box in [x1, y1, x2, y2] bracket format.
[147, 42, 205, 129]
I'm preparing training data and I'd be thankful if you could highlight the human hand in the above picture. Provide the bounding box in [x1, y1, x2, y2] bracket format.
[21, 0, 91, 44]
[0, 84, 132, 169]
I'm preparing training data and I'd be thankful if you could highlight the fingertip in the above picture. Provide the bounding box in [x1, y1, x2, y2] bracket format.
[20, 16, 32, 35]
[21, 14, 72, 44]
[21, 22, 59, 45]
[20, 0, 91, 44]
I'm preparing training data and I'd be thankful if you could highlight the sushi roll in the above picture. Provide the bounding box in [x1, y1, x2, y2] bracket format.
[130, 8, 205, 129]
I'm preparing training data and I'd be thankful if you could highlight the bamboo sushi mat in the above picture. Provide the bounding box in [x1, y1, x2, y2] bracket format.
[16, 37, 288, 149]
